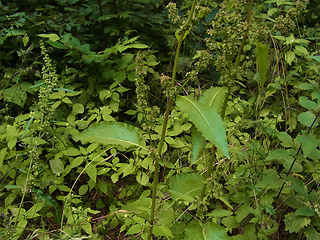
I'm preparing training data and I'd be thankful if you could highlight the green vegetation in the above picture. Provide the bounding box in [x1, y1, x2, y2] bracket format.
[0, 0, 319, 239]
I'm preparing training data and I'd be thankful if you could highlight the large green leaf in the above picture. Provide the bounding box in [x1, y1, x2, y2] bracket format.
[191, 87, 228, 163]
[256, 42, 269, 88]
[74, 122, 145, 150]
[185, 222, 229, 240]
[168, 173, 204, 202]
[199, 87, 229, 111]
[177, 96, 230, 159]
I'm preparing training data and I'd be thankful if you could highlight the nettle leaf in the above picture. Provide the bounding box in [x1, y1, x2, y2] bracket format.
[297, 134, 320, 160]
[276, 132, 295, 148]
[256, 42, 269, 88]
[295, 207, 315, 217]
[265, 148, 302, 172]
[284, 212, 311, 233]
[305, 227, 320, 240]
[177, 96, 230, 159]
[256, 169, 283, 189]
[4, 84, 27, 107]
[168, 173, 204, 202]
[75, 122, 145, 150]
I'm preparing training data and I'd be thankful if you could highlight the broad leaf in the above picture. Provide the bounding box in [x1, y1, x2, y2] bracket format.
[75, 122, 145, 150]
[256, 42, 269, 88]
[185, 222, 229, 240]
[50, 159, 64, 175]
[284, 212, 311, 233]
[168, 173, 204, 202]
[177, 96, 230, 159]
[199, 87, 229, 112]
[191, 87, 228, 163]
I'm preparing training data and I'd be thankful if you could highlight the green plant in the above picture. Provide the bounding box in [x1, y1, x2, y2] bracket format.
[1, 0, 320, 239]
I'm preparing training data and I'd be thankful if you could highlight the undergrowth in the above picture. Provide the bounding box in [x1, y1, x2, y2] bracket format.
[0, 0, 320, 239]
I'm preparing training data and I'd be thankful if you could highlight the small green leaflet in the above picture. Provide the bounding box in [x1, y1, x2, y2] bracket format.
[75, 122, 146, 150]
[177, 96, 230, 159]
[38, 33, 60, 42]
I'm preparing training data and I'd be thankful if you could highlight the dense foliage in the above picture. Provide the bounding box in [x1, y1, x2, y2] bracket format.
[0, 0, 319, 239]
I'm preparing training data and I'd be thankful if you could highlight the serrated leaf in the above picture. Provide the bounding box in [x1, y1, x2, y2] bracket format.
[256, 42, 269, 88]
[266, 148, 292, 162]
[256, 169, 283, 189]
[296, 207, 315, 217]
[284, 212, 311, 233]
[305, 227, 320, 240]
[297, 134, 320, 160]
[169, 173, 204, 202]
[177, 96, 229, 158]
[75, 122, 145, 150]
[276, 132, 295, 148]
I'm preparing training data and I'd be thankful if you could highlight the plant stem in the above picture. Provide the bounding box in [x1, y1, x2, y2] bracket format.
[147, 1, 198, 239]
[235, 0, 253, 67]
